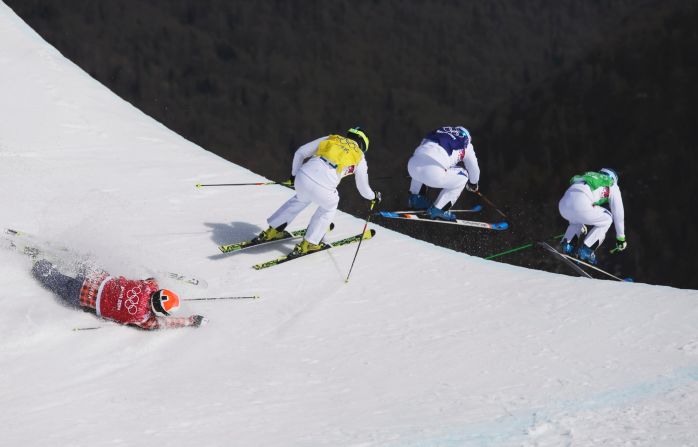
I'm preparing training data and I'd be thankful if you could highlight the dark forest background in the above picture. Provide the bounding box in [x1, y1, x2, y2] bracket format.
[6, 0, 697, 289]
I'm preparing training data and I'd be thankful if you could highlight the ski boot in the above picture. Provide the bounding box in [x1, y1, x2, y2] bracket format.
[577, 245, 597, 265]
[32, 259, 56, 278]
[408, 193, 432, 210]
[560, 239, 575, 255]
[426, 205, 457, 222]
[288, 239, 327, 258]
[252, 225, 288, 244]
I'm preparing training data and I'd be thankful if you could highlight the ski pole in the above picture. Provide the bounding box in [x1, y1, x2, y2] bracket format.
[485, 234, 564, 260]
[345, 200, 376, 283]
[196, 182, 277, 188]
[183, 295, 259, 301]
[475, 191, 508, 219]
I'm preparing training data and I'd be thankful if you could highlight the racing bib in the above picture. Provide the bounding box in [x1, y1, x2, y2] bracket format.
[315, 135, 364, 177]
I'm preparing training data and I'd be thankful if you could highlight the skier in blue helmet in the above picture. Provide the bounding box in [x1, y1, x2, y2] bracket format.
[558, 168, 627, 264]
[406, 126, 480, 221]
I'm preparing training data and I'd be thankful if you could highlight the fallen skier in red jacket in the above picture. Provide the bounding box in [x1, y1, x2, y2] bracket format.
[32, 259, 206, 330]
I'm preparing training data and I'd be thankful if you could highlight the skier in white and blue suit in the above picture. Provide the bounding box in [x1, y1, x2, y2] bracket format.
[407, 126, 480, 221]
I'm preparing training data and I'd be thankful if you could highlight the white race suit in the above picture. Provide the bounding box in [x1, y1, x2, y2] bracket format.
[267, 135, 377, 244]
[558, 181, 626, 249]
[407, 139, 480, 209]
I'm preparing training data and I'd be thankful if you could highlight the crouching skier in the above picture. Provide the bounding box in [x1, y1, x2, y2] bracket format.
[406, 126, 480, 221]
[558, 168, 627, 265]
[254, 127, 381, 257]
[32, 260, 207, 329]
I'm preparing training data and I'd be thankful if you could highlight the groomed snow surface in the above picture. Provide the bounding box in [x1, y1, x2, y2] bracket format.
[2, 4, 698, 446]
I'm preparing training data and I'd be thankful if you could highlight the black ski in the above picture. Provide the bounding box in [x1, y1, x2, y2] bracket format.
[561, 253, 631, 282]
[537, 241, 593, 278]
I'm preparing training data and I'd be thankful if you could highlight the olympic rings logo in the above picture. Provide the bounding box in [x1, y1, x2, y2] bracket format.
[124, 286, 142, 315]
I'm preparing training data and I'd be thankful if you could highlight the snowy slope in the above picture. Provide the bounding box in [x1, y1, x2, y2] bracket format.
[2, 4, 698, 446]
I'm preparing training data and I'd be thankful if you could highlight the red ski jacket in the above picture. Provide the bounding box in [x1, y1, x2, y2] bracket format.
[79, 273, 197, 330]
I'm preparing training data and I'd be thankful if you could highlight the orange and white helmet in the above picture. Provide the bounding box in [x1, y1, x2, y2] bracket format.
[150, 289, 180, 316]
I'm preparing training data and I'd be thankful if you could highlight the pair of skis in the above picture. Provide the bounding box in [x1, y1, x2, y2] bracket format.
[537, 241, 632, 282]
[375, 204, 509, 231]
[218, 224, 377, 270]
[218, 223, 334, 253]
[218, 206, 490, 256]
[218, 203, 502, 270]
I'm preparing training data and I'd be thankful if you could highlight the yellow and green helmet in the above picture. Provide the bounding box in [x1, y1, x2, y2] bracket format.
[347, 127, 369, 152]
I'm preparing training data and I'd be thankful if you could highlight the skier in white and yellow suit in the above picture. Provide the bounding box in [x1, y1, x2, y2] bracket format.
[255, 127, 380, 256]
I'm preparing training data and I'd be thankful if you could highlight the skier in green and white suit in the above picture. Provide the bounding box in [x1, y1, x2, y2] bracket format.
[558, 168, 627, 264]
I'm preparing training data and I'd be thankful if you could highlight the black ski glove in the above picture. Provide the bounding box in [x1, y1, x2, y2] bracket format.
[372, 191, 382, 206]
[466, 181, 479, 193]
